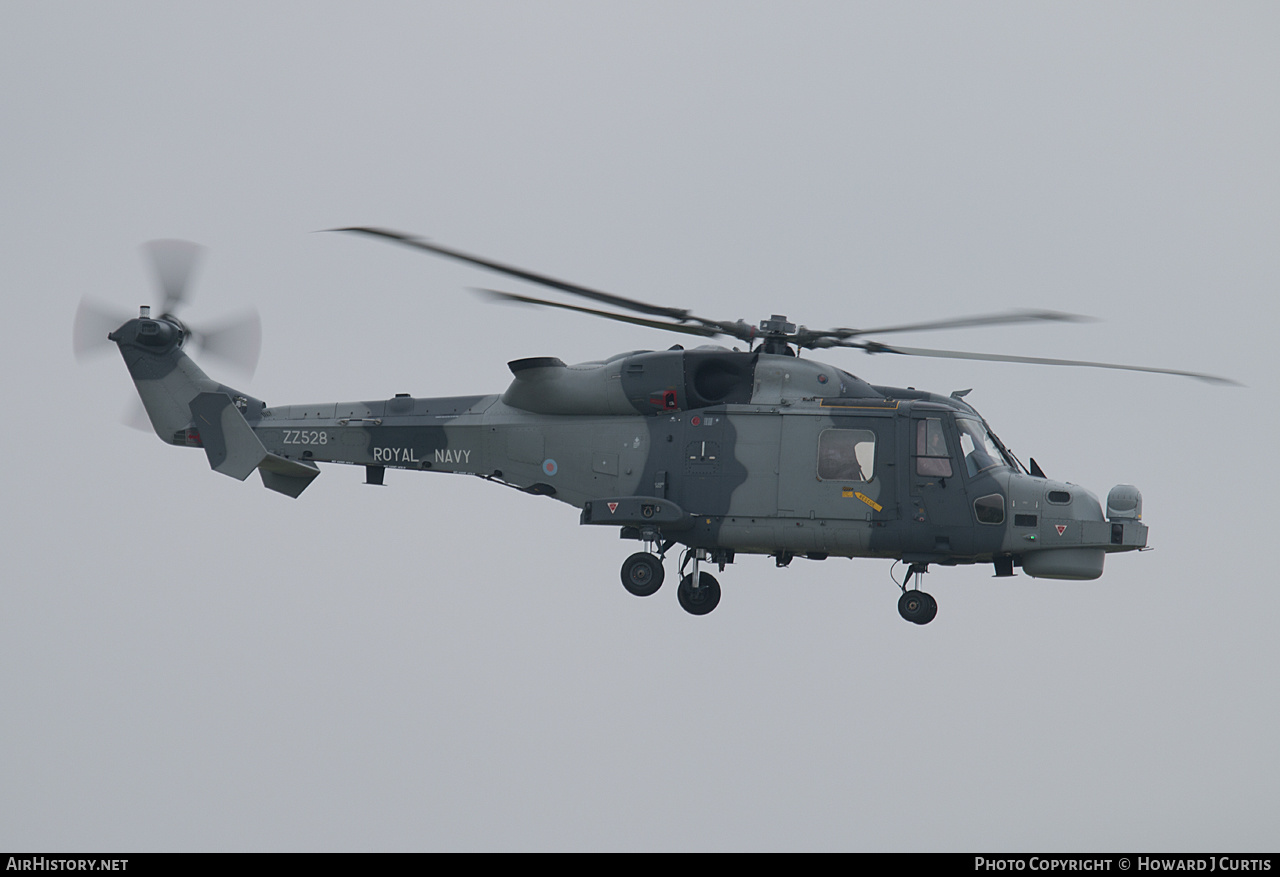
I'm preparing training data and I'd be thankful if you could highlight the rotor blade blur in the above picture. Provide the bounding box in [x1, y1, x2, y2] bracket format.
[858, 342, 1241, 385]
[73, 298, 130, 359]
[823, 309, 1096, 340]
[143, 239, 204, 315]
[192, 308, 261, 376]
[474, 289, 721, 337]
[330, 227, 693, 321]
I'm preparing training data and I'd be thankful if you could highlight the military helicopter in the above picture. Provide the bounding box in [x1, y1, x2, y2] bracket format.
[76, 229, 1236, 623]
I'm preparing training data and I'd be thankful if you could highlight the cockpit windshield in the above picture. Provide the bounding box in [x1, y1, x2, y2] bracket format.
[955, 417, 1013, 476]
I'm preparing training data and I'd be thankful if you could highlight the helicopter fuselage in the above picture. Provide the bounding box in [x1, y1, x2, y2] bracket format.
[114, 313, 1146, 585]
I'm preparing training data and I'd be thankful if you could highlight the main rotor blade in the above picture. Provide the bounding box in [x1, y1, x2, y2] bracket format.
[474, 289, 721, 338]
[854, 341, 1241, 385]
[143, 239, 204, 315]
[330, 227, 693, 321]
[809, 309, 1095, 344]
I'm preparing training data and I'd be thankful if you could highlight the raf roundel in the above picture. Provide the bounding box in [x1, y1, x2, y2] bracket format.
[542, 458, 558, 477]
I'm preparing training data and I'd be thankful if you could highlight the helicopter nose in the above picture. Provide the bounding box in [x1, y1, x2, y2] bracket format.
[1014, 480, 1149, 579]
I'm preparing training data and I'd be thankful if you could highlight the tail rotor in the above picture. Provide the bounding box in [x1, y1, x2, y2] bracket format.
[74, 239, 262, 374]
[74, 239, 263, 430]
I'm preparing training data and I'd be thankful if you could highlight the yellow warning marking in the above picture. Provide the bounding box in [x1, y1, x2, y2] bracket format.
[855, 492, 882, 512]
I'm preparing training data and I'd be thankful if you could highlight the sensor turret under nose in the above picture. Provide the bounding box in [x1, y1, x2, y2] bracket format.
[1107, 484, 1142, 521]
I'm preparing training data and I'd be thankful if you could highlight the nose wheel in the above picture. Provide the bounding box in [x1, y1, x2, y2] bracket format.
[897, 562, 938, 625]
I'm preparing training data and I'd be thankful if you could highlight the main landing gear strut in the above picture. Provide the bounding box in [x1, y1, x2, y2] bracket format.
[618, 541, 721, 616]
[897, 562, 938, 625]
[675, 548, 721, 616]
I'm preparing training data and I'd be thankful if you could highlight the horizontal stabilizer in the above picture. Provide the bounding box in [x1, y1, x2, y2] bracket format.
[189, 392, 320, 497]
[259, 455, 320, 498]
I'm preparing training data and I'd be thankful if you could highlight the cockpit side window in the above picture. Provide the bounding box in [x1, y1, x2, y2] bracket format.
[955, 417, 1012, 476]
[915, 419, 952, 477]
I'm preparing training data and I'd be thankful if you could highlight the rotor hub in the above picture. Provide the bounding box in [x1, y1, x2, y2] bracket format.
[757, 314, 798, 355]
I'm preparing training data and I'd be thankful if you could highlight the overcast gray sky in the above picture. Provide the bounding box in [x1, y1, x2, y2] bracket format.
[2, 1, 1277, 852]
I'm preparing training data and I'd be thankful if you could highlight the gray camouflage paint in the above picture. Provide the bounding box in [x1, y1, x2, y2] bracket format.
[111, 314, 1148, 581]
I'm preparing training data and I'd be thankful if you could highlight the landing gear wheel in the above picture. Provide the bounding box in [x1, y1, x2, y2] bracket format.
[677, 572, 721, 616]
[621, 552, 664, 597]
[898, 590, 938, 625]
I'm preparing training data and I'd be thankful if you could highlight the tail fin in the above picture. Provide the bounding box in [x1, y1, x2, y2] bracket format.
[111, 314, 232, 443]
[189, 392, 319, 497]
[110, 313, 319, 497]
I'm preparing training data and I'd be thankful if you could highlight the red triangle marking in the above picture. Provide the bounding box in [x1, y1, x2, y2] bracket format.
[1055, 525, 1067, 535]
[607, 502, 619, 514]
